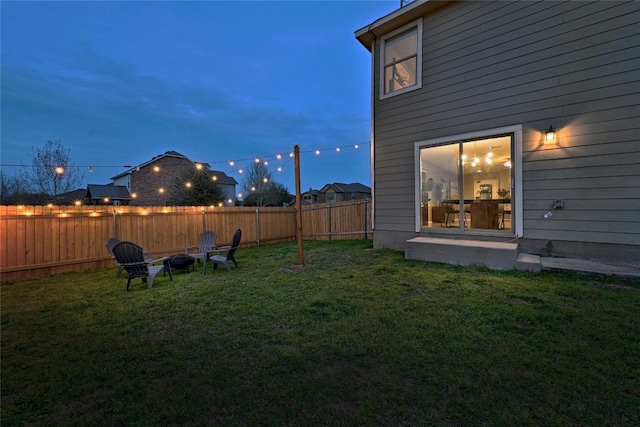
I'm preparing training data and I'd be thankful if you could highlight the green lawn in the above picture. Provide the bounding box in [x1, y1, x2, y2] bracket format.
[2, 240, 639, 426]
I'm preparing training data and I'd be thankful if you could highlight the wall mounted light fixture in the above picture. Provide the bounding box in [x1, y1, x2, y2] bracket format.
[545, 125, 556, 144]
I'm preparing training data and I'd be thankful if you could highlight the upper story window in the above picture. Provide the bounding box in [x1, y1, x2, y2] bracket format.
[380, 19, 422, 99]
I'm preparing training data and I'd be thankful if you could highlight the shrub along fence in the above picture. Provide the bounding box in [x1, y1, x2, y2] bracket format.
[0, 200, 371, 282]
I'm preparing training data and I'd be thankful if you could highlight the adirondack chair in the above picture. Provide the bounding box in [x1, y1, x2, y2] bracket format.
[112, 241, 172, 291]
[185, 230, 217, 274]
[207, 229, 242, 273]
[106, 237, 153, 277]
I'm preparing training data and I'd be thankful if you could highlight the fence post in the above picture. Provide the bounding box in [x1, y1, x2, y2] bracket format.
[327, 204, 332, 241]
[113, 210, 118, 239]
[256, 208, 261, 246]
[364, 199, 369, 239]
[202, 210, 206, 232]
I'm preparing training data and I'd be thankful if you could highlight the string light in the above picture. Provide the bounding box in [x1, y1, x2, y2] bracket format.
[0, 142, 369, 205]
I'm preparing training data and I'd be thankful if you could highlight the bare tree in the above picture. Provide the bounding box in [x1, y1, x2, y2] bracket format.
[241, 162, 292, 207]
[25, 140, 84, 204]
[241, 162, 273, 207]
[0, 171, 39, 205]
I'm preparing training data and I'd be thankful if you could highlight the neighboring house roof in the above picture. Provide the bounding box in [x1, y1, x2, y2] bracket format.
[110, 151, 197, 180]
[320, 182, 371, 194]
[56, 188, 88, 204]
[109, 150, 238, 185]
[86, 184, 132, 201]
[208, 170, 238, 186]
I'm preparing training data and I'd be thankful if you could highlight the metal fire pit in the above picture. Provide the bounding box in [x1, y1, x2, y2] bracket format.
[164, 254, 195, 273]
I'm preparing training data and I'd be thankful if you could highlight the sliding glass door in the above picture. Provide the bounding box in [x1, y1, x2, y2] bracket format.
[419, 134, 513, 232]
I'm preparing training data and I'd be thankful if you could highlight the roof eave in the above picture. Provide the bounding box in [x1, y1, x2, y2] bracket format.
[355, 0, 452, 51]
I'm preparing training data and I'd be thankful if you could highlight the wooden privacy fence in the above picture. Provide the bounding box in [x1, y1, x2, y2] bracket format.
[0, 200, 372, 282]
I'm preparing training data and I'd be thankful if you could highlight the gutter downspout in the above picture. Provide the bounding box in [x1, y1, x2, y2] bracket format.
[369, 37, 376, 234]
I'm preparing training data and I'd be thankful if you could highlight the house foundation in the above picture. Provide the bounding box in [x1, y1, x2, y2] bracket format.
[405, 237, 541, 272]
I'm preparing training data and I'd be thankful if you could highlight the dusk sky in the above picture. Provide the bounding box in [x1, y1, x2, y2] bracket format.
[1, 0, 398, 194]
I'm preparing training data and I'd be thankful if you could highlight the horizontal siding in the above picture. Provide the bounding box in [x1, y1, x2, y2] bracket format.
[371, 0, 640, 251]
[523, 164, 638, 181]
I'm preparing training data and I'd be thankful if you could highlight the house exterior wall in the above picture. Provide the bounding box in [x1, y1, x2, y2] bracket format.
[365, 0, 640, 261]
[131, 156, 195, 205]
[219, 183, 236, 205]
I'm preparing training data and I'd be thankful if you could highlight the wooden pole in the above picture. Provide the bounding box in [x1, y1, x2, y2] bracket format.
[294, 145, 304, 265]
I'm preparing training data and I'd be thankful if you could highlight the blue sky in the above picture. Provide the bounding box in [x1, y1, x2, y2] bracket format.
[1, 0, 397, 193]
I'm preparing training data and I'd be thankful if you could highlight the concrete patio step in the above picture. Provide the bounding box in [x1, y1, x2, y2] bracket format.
[405, 237, 541, 272]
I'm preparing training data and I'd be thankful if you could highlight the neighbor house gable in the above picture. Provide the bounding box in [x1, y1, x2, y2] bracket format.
[111, 151, 237, 206]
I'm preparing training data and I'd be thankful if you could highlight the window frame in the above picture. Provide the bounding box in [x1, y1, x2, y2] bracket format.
[379, 18, 423, 100]
[414, 125, 523, 236]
